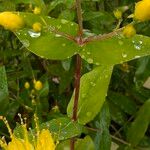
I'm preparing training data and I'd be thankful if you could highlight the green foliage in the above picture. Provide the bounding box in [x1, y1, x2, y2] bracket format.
[127, 99, 150, 147]
[0, 0, 150, 149]
[67, 66, 112, 125]
[14, 117, 83, 141]
[92, 102, 111, 150]
[80, 35, 150, 65]
[15, 13, 78, 60]
[0, 66, 9, 115]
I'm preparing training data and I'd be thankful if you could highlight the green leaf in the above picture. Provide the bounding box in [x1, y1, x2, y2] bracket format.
[40, 117, 83, 140]
[0, 66, 8, 95]
[80, 35, 150, 65]
[75, 136, 95, 150]
[92, 102, 111, 150]
[15, 13, 79, 60]
[67, 66, 113, 125]
[56, 136, 95, 150]
[108, 91, 137, 115]
[0, 66, 9, 115]
[14, 117, 83, 141]
[56, 140, 70, 150]
[127, 99, 150, 146]
[108, 101, 127, 125]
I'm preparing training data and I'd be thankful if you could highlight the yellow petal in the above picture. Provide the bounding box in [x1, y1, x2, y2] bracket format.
[36, 129, 55, 150]
[7, 136, 34, 150]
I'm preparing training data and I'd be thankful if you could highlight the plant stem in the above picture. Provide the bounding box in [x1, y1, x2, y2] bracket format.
[72, 54, 82, 121]
[70, 0, 83, 150]
[75, 0, 83, 37]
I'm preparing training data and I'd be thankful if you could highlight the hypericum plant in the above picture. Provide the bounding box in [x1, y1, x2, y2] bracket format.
[0, 0, 150, 149]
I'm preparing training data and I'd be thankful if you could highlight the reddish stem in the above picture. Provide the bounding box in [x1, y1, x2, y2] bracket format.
[72, 54, 82, 121]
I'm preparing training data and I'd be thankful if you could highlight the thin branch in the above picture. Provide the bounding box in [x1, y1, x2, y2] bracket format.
[83, 27, 124, 44]
[72, 54, 82, 121]
[48, 26, 76, 42]
[70, 1, 83, 149]
[111, 135, 131, 146]
[40, 17, 76, 42]
[70, 138, 76, 150]
[75, 0, 83, 37]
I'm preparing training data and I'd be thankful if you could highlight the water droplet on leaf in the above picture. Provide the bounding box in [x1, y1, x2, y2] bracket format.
[87, 51, 91, 55]
[90, 82, 96, 86]
[62, 43, 66, 47]
[118, 40, 124, 45]
[28, 30, 41, 38]
[55, 34, 62, 37]
[87, 58, 93, 64]
[86, 112, 92, 117]
[21, 39, 30, 47]
[61, 19, 68, 24]
[122, 53, 127, 58]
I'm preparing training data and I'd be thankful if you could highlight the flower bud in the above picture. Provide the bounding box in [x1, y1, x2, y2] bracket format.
[32, 22, 42, 32]
[34, 80, 43, 91]
[33, 7, 41, 15]
[24, 82, 30, 89]
[0, 12, 24, 31]
[114, 9, 122, 19]
[123, 24, 136, 38]
[134, 0, 150, 22]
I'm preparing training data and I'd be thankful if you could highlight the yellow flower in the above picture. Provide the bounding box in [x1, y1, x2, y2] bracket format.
[123, 24, 136, 38]
[0, 12, 24, 31]
[0, 115, 56, 150]
[33, 7, 41, 15]
[114, 9, 122, 19]
[36, 129, 56, 150]
[24, 82, 30, 89]
[32, 22, 42, 32]
[7, 136, 33, 150]
[34, 80, 43, 91]
[134, 0, 150, 22]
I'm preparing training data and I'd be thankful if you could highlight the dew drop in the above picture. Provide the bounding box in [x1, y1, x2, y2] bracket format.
[61, 19, 68, 24]
[16, 32, 20, 35]
[21, 39, 30, 47]
[81, 55, 85, 59]
[95, 62, 100, 66]
[139, 40, 143, 44]
[118, 40, 123, 45]
[87, 51, 91, 55]
[132, 40, 143, 50]
[62, 43, 66, 47]
[56, 25, 62, 29]
[134, 45, 141, 50]
[90, 82, 96, 87]
[55, 34, 62, 37]
[134, 55, 140, 58]
[71, 23, 74, 26]
[122, 53, 127, 58]
[28, 30, 41, 38]
[87, 58, 93, 64]
[86, 112, 92, 117]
